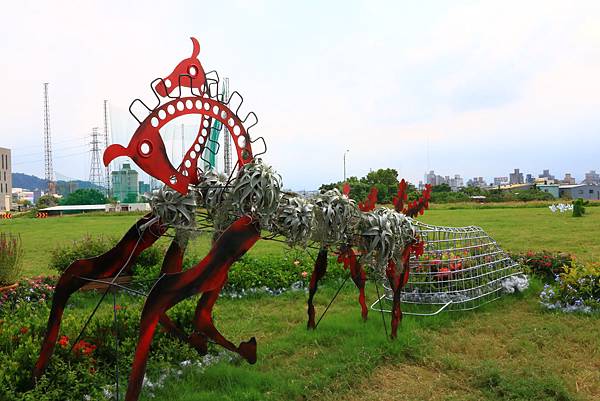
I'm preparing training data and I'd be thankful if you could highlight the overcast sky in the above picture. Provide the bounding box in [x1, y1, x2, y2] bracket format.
[1, 0, 599, 189]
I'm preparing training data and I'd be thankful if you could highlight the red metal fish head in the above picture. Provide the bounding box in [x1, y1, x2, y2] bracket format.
[155, 37, 206, 97]
[103, 116, 190, 195]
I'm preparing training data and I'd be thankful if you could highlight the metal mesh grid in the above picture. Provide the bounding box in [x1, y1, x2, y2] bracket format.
[372, 220, 522, 316]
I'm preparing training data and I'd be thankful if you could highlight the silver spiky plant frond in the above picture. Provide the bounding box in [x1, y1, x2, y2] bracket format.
[271, 194, 315, 246]
[359, 207, 416, 271]
[150, 187, 197, 229]
[311, 188, 358, 246]
[198, 170, 230, 215]
[230, 159, 282, 225]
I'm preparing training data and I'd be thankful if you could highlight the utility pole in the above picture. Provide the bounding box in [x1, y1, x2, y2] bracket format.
[89, 127, 104, 190]
[103, 100, 111, 196]
[343, 149, 349, 181]
[43, 83, 56, 194]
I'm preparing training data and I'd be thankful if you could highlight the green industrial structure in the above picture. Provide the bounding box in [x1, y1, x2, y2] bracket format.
[203, 78, 231, 173]
[111, 163, 138, 202]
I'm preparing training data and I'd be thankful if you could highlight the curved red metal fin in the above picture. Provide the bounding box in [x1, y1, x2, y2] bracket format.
[342, 182, 351, 196]
[359, 186, 378, 212]
[190, 37, 200, 58]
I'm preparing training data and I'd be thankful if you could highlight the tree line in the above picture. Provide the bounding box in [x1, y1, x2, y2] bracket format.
[320, 169, 555, 204]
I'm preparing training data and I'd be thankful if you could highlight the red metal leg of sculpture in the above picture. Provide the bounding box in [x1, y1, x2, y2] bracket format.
[155, 238, 202, 348]
[32, 214, 165, 382]
[157, 237, 254, 359]
[307, 248, 328, 329]
[385, 248, 412, 339]
[338, 247, 368, 321]
[190, 287, 257, 363]
[125, 216, 260, 401]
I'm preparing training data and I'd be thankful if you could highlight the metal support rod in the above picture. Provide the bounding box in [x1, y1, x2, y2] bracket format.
[374, 282, 388, 339]
[315, 276, 349, 329]
[113, 289, 120, 401]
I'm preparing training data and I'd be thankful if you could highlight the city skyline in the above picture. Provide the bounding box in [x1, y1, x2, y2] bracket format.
[2, 1, 600, 190]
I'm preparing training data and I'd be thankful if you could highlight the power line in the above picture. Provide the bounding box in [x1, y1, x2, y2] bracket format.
[14, 143, 88, 158]
[12, 150, 89, 166]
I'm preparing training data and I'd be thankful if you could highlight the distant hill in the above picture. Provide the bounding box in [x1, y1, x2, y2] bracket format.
[12, 172, 103, 193]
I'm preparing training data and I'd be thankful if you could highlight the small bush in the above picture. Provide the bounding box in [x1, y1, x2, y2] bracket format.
[132, 251, 348, 293]
[540, 261, 600, 313]
[512, 251, 572, 282]
[49, 235, 163, 274]
[0, 297, 200, 401]
[572, 198, 588, 217]
[0, 232, 24, 286]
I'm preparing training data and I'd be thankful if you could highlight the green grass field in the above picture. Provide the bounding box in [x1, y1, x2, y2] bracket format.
[137, 281, 599, 401]
[0, 213, 288, 277]
[1, 206, 598, 277]
[1, 208, 599, 400]
[420, 207, 600, 262]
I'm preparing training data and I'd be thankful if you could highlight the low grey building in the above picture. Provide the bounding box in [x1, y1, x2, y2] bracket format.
[559, 184, 600, 200]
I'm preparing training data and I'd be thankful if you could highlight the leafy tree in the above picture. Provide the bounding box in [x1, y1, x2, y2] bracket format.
[59, 189, 107, 205]
[431, 183, 452, 193]
[319, 168, 407, 204]
[36, 194, 58, 209]
[364, 168, 398, 187]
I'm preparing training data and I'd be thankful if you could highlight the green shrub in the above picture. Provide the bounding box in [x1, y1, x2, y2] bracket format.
[0, 295, 201, 401]
[572, 198, 588, 217]
[49, 235, 163, 274]
[540, 261, 600, 312]
[0, 232, 24, 286]
[132, 251, 348, 293]
[512, 251, 572, 282]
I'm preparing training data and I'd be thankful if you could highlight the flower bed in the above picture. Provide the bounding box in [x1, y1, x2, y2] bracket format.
[0, 293, 210, 401]
[540, 262, 600, 313]
[511, 251, 572, 282]
[0, 276, 55, 311]
[0, 251, 350, 401]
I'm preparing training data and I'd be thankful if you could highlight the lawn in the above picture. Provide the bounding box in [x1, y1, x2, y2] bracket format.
[0, 213, 287, 277]
[420, 207, 600, 262]
[139, 281, 599, 401]
[1, 207, 598, 400]
[1, 206, 598, 277]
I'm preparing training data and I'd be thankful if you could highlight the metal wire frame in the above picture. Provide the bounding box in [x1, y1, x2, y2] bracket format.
[371, 220, 523, 316]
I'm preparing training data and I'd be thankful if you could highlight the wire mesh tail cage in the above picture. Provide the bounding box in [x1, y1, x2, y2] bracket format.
[371, 220, 522, 316]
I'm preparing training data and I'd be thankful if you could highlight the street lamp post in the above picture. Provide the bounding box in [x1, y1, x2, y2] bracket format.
[343, 149, 349, 181]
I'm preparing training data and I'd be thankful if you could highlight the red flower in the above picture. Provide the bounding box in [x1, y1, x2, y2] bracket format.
[58, 335, 69, 348]
[435, 268, 451, 281]
[300, 271, 308, 279]
[73, 340, 96, 356]
[19, 327, 28, 334]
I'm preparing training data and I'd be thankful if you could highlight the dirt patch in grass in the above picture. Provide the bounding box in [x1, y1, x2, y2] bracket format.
[340, 363, 482, 401]
[336, 297, 599, 401]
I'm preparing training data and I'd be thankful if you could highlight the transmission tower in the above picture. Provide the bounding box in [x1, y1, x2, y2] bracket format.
[89, 127, 104, 189]
[222, 78, 232, 175]
[103, 100, 112, 195]
[43, 83, 56, 194]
